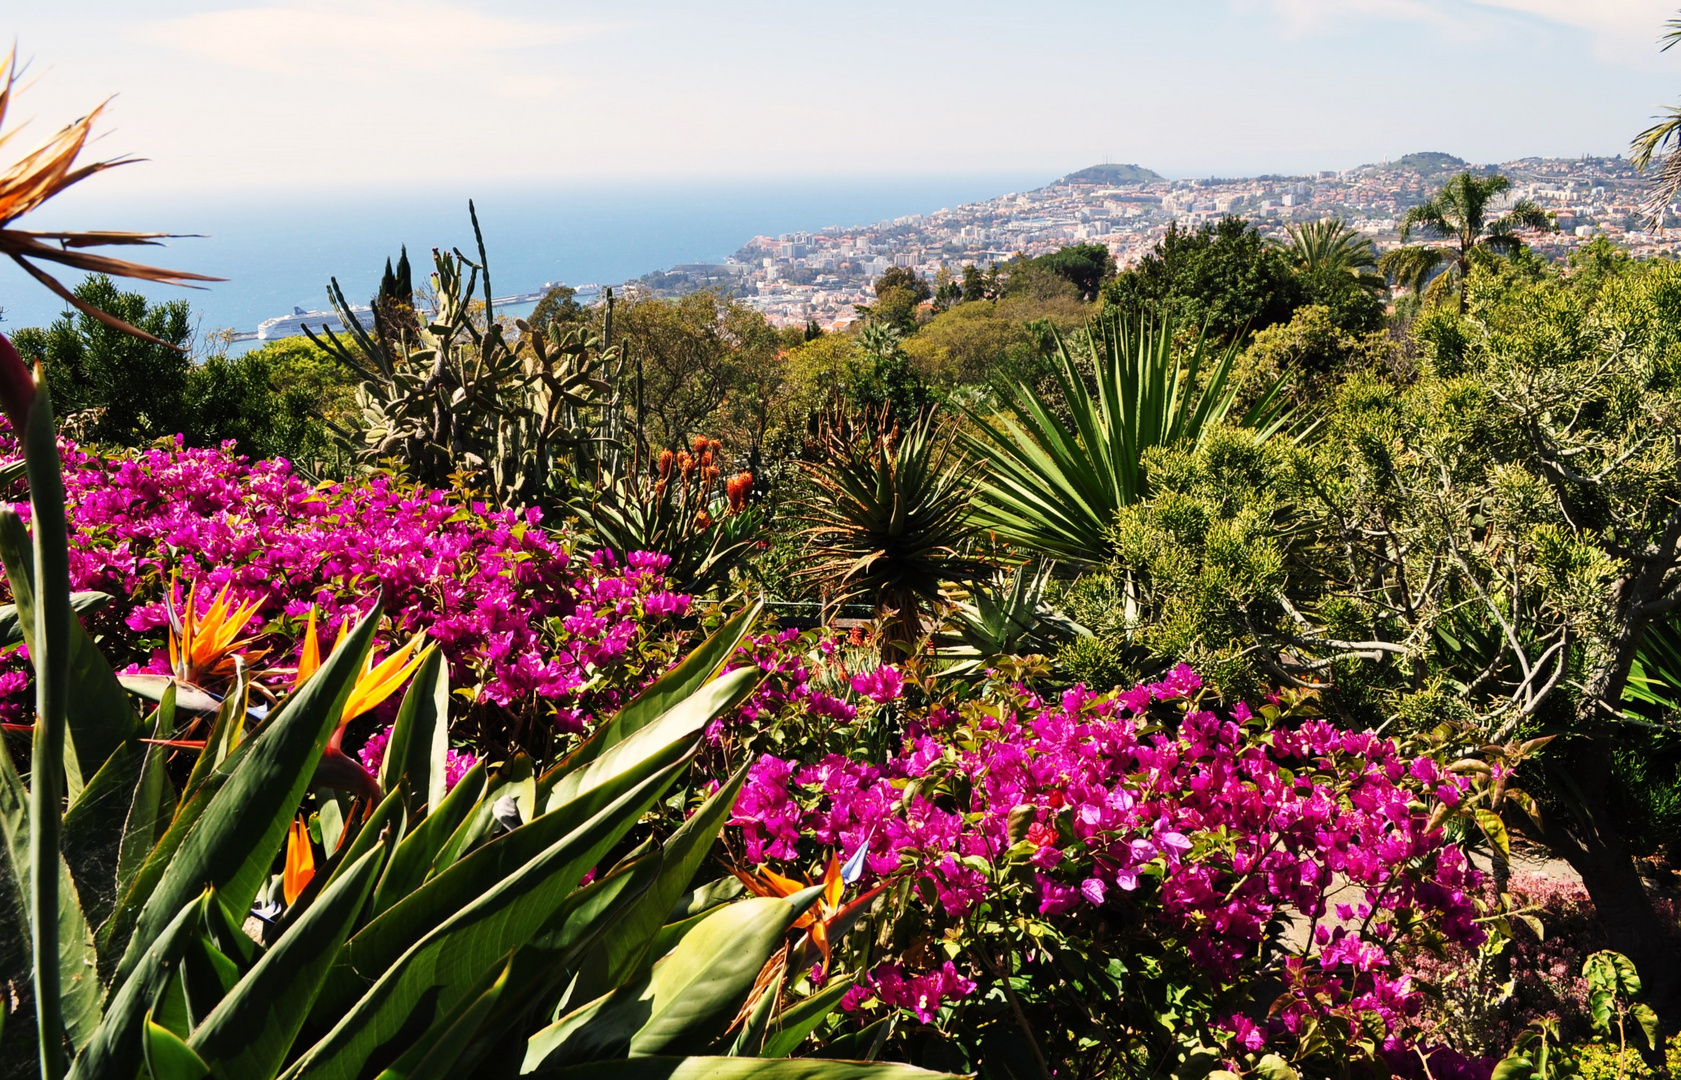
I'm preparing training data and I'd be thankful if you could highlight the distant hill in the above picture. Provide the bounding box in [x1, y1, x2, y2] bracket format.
[1056, 163, 1164, 186]
[1375, 152, 1470, 174]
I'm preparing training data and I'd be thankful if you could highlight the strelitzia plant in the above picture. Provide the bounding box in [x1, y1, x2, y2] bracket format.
[0, 340, 947, 1080]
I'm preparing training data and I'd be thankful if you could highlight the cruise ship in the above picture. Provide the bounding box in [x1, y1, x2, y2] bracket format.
[233, 283, 574, 343]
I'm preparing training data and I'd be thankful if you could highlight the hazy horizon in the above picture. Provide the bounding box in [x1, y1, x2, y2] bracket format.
[10, 1, 1681, 203]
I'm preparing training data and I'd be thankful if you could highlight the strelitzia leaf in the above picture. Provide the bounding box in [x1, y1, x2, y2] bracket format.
[369, 761, 485, 917]
[287, 762, 693, 1080]
[526, 893, 814, 1070]
[530, 1056, 950, 1080]
[377, 647, 448, 819]
[144, 1016, 209, 1080]
[759, 976, 856, 1059]
[550, 601, 762, 779]
[189, 844, 386, 1079]
[65, 894, 202, 1080]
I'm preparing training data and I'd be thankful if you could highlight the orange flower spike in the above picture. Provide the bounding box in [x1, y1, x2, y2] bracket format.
[283, 817, 315, 905]
[333, 634, 429, 743]
[170, 579, 266, 684]
[294, 607, 322, 690]
[822, 855, 844, 912]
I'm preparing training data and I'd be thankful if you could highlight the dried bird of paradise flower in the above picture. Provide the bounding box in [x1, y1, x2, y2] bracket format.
[736, 852, 888, 969]
[0, 47, 221, 346]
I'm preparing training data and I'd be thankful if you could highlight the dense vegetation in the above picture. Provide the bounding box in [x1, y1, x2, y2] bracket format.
[4, 44, 1681, 1080]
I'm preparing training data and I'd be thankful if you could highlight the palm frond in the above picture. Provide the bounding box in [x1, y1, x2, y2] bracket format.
[0, 47, 220, 347]
[1378, 245, 1448, 297]
[1631, 107, 1681, 219]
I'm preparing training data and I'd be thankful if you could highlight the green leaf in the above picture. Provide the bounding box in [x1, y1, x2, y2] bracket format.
[313, 755, 688, 1027]
[144, 1016, 210, 1080]
[760, 976, 856, 1059]
[728, 966, 782, 1058]
[111, 602, 381, 989]
[541, 667, 762, 818]
[1254, 1055, 1298, 1080]
[569, 765, 753, 1004]
[668, 877, 745, 923]
[378, 648, 448, 819]
[431, 754, 534, 873]
[1630, 1003, 1662, 1051]
[118, 694, 179, 893]
[0, 591, 109, 648]
[367, 956, 513, 1080]
[286, 761, 691, 1080]
[810, 1016, 893, 1062]
[369, 762, 485, 917]
[526, 895, 804, 1070]
[533, 1057, 950, 1080]
[548, 601, 762, 779]
[189, 844, 387, 1079]
[1474, 809, 1510, 859]
[65, 894, 202, 1080]
[1490, 1055, 1534, 1080]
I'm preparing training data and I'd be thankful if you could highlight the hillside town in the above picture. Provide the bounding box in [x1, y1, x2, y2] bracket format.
[629, 153, 1680, 329]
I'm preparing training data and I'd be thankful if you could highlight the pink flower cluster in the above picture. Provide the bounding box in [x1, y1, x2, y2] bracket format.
[843, 962, 976, 1024]
[731, 664, 1486, 1049]
[355, 725, 479, 791]
[0, 439, 690, 734]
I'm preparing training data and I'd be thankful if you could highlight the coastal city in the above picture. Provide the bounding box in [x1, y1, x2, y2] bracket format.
[625, 152, 1680, 330]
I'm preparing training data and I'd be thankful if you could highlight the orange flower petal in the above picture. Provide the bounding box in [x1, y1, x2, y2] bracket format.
[283, 817, 315, 906]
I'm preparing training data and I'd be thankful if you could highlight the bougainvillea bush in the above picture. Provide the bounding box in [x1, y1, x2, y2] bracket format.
[0, 437, 698, 761]
[727, 659, 1496, 1079]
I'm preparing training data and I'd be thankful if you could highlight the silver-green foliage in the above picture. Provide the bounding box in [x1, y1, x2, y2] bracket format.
[307, 205, 612, 508]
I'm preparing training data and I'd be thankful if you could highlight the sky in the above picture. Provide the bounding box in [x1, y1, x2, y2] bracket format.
[8, 0, 1681, 201]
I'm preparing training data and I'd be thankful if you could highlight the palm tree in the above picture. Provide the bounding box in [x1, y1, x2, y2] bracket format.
[1632, 14, 1681, 217]
[1378, 173, 1552, 307]
[1276, 219, 1384, 294]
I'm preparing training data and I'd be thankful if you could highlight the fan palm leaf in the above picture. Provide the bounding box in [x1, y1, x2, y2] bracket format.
[962, 311, 1290, 567]
[1278, 219, 1385, 294]
[1390, 172, 1552, 307]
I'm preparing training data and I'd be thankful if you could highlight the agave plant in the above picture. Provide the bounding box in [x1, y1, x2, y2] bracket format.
[962, 311, 1289, 568]
[796, 410, 990, 658]
[571, 439, 762, 597]
[306, 207, 613, 509]
[935, 561, 1090, 674]
[0, 349, 943, 1080]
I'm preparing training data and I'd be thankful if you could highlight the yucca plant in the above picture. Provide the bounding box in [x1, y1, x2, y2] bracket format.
[571, 439, 762, 597]
[962, 310, 1290, 568]
[0, 346, 942, 1080]
[796, 410, 990, 658]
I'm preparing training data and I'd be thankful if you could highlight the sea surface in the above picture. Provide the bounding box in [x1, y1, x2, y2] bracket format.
[0, 174, 1045, 345]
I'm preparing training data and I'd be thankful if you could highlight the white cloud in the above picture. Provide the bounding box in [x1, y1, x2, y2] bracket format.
[141, 2, 598, 79]
[1466, 0, 1674, 63]
[1237, 0, 1460, 35]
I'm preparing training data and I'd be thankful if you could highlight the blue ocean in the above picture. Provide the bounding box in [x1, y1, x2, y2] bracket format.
[0, 174, 1045, 341]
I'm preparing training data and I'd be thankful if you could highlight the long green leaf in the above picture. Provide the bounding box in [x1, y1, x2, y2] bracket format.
[548, 601, 762, 781]
[542, 667, 762, 816]
[531, 1056, 947, 1080]
[525, 894, 808, 1070]
[369, 761, 486, 918]
[189, 844, 387, 1079]
[759, 976, 856, 1059]
[369, 956, 513, 1080]
[0, 591, 109, 647]
[112, 603, 381, 988]
[64, 894, 203, 1080]
[567, 765, 752, 1004]
[285, 762, 690, 1080]
[378, 647, 447, 818]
